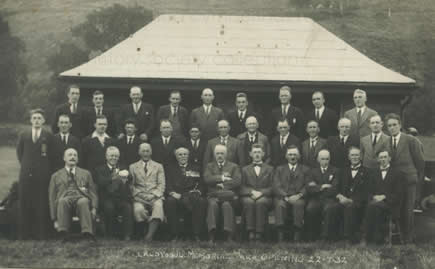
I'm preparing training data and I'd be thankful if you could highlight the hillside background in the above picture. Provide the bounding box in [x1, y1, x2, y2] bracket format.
[1, 0, 435, 133]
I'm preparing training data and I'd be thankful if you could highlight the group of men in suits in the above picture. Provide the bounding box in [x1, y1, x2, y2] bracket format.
[15, 84, 425, 245]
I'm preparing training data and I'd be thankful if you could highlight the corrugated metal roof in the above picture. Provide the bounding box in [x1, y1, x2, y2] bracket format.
[60, 14, 416, 85]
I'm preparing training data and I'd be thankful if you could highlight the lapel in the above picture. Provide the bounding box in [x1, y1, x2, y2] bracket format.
[314, 138, 323, 153]
[360, 108, 369, 126]
[303, 140, 310, 156]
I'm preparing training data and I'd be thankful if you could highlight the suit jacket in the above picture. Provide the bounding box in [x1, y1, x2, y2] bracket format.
[118, 102, 155, 138]
[116, 135, 141, 167]
[49, 167, 98, 220]
[306, 166, 340, 200]
[204, 161, 241, 196]
[270, 133, 301, 167]
[165, 163, 205, 195]
[156, 104, 189, 137]
[84, 106, 117, 137]
[301, 137, 327, 168]
[52, 102, 88, 139]
[81, 135, 116, 171]
[273, 163, 310, 198]
[360, 133, 390, 169]
[270, 104, 306, 139]
[237, 131, 271, 166]
[338, 166, 371, 206]
[94, 164, 131, 203]
[203, 136, 243, 168]
[187, 138, 207, 170]
[240, 163, 274, 197]
[326, 135, 360, 168]
[189, 105, 225, 141]
[387, 133, 425, 183]
[150, 136, 187, 166]
[129, 160, 165, 202]
[344, 107, 378, 138]
[227, 109, 261, 137]
[51, 133, 81, 172]
[307, 107, 339, 139]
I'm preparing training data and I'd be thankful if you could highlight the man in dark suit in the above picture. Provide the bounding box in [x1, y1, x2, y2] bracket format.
[237, 116, 270, 166]
[51, 114, 81, 172]
[305, 149, 340, 241]
[165, 147, 207, 241]
[270, 86, 306, 139]
[52, 84, 87, 139]
[17, 108, 54, 240]
[94, 146, 133, 240]
[385, 113, 425, 243]
[240, 144, 274, 241]
[186, 125, 207, 171]
[335, 147, 372, 243]
[189, 88, 225, 141]
[227, 92, 260, 137]
[360, 115, 390, 169]
[273, 146, 309, 242]
[81, 115, 116, 173]
[118, 86, 155, 142]
[327, 118, 360, 168]
[365, 150, 404, 244]
[150, 120, 186, 167]
[156, 90, 189, 139]
[270, 119, 301, 167]
[344, 89, 378, 138]
[307, 91, 339, 139]
[203, 119, 244, 168]
[116, 119, 141, 167]
[204, 144, 241, 243]
[301, 120, 327, 168]
[84, 90, 116, 137]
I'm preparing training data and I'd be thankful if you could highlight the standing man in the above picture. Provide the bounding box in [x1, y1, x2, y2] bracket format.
[17, 108, 53, 239]
[116, 119, 141, 168]
[156, 90, 189, 138]
[52, 84, 87, 139]
[385, 113, 425, 243]
[273, 146, 309, 242]
[237, 116, 270, 166]
[130, 143, 165, 242]
[307, 91, 339, 139]
[240, 144, 274, 241]
[227, 93, 260, 137]
[270, 119, 301, 167]
[51, 114, 81, 172]
[85, 90, 116, 137]
[190, 88, 225, 141]
[301, 120, 327, 168]
[204, 144, 241, 243]
[270, 86, 305, 139]
[360, 115, 390, 169]
[344, 89, 378, 138]
[150, 120, 186, 167]
[186, 125, 207, 170]
[118, 86, 155, 141]
[326, 118, 360, 168]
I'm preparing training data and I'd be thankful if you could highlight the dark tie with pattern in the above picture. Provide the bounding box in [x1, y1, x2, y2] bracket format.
[144, 161, 148, 174]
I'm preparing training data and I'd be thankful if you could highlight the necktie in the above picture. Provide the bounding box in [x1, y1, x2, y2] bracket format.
[134, 104, 138, 114]
[392, 137, 397, 150]
[250, 136, 254, 144]
[341, 137, 345, 146]
[62, 135, 66, 145]
[357, 109, 362, 125]
[280, 136, 285, 148]
[282, 105, 286, 117]
[205, 106, 210, 115]
[173, 107, 177, 117]
[372, 135, 377, 147]
[144, 162, 148, 174]
[221, 137, 226, 145]
[110, 166, 116, 175]
[322, 168, 326, 174]
[180, 165, 186, 176]
[316, 109, 320, 121]
[239, 111, 243, 121]
[164, 138, 168, 146]
[291, 166, 296, 172]
[218, 162, 224, 172]
[128, 137, 132, 144]
[254, 164, 261, 176]
[311, 139, 316, 149]
[72, 104, 77, 114]
[69, 168, 74, 181]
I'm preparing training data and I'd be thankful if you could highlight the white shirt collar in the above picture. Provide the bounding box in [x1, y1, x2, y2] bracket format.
[127, 134, 135, 139]
[92, 131, 110, 139]
[321, 166, 328, 172]
[107, 163, 117, 170]
[191, 138, 200, 144]
[280, 133, 289, 140]
[316, 106, 325, 114]
[393, 132, 401, 141]
[203, 104, 212, 110]
[248, 132, 257, 139]
[356, 106, 366, 113]
[162, 135, 171, 141]
[220, 135, 229, 140]
[288, 163, 297, 170]
[340, 134, 349, 140]
[217, 161, 225, 166]
[65, 166, 76, 174]
[310, 136, 318, 142]
[32, 128, 41, 136]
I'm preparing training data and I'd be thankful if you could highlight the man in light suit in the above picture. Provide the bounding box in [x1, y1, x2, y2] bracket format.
[189, 88, 225, 141]
[237, 116, 270, 166]
[270, 119, 301, 167]
[301, 120, 327, 168]
[156, 90, 189, 138]
[204, 144, 241, 243]
[49, 148, 97, 241]
[240, 144, 274, 241]
[307, 91, 339, 139]
[203, 119, 243, 168]
[344, 89, 378, 138]
[385, 113, 425, 243]
[360, 115, 390, 169]
[227, 92, 261, 137]
[130, 143, 165, 241]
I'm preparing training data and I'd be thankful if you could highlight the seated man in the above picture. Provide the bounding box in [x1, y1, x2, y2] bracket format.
[49, 148, 98, 241]
[273, 146, 309, 242]
[130, 143, 165, 242]
[94, 146, 133, 240]
[365, 150, 404, 244]
[305, 149, 340, 241]
[165, 147, 207, 241]
[204, 144, 241, 243]
[335, 147, 372, 243]
[240, 143, 274, 241]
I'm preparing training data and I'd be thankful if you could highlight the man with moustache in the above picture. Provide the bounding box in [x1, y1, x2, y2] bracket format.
[51, 114, 81, 172]
[270, 119, 301, 167]
[307, 91, 339, 139]
[301, 121, 327, 168]
[237, 116, 270, 167]
[156, 90, 189, 138]
[344, 89, 378, 138]
[360, 115, 390, 169]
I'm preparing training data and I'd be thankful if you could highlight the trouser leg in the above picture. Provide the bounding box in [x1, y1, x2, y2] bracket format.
[102, 199, 115, 237]
[242, 197, 255, 232]
[76, 197, 93, 234]
[221, 201, 235, 233]
[120, 201, 133, 238]
[255, 197, 271, 233]
[57, 197, 74, 232]
[165, 197, 181, 237]
[207, 198, 219, 232]
[305, 199, 321, 240]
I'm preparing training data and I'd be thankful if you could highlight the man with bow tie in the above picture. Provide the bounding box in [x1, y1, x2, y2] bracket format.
[301, 120, 327, 168]
[94, 146, 133, 240]
[305, 149, 340, 241]
[327, 118, 360, 168]
[344, 89, 378, 138]
[51, 114, 81, 172]
[240, 144, 274, 241]
[156, 90, 189, 139]
[270, 119, 301, 167]
[364, 150, 404, 244]
[336, 147, 372, 243]
[307, 91, 339, 139]
[84, 90, 116, 137]
[237, 116, 270, 166]
[360, 115, 390, 169]
[130, 143, 165, 241]
[204, 144, 241, 243]
[273, 146, 309, 242]
[227, 92, 261, 137]
[164, 147, 207, 242]
[116, 119, 141, 168]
